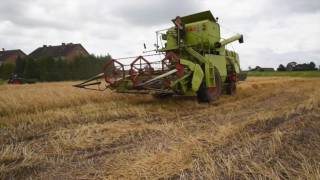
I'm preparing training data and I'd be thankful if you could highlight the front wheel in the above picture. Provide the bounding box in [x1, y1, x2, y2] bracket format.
[197, 67, 222, 103]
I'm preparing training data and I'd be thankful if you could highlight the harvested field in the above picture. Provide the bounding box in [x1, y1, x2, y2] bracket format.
[0, 77, 319, 179]
[247, 71, 320, 77]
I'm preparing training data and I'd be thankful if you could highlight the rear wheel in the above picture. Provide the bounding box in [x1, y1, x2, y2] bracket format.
[197, 67, 222, 103]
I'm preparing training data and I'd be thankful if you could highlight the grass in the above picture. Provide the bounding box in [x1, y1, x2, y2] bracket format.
[0, 77, 320, 179]
[0, 79, 6, 85]
[247, 71, 320, 77]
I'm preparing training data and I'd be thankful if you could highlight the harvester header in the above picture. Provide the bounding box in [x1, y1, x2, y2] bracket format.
[74, 10, 245, 102]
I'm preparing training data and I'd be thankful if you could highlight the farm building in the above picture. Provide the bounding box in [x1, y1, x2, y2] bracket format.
[0, 49, 26, 65]
[29, 43, 90, 62]
[251, 66, 275, 72]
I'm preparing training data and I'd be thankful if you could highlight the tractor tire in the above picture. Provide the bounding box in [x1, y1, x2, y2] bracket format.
[197, 67, 222, 103]
[12, 79, 22, 84]
[226, 81, 236, 95]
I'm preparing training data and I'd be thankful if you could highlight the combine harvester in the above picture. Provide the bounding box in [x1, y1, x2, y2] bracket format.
[74, 11, 244, 102]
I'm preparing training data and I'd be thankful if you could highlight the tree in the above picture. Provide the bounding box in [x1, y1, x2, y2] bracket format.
[0, 63, 15, 79]
[277, 64, 286, 71]
[21, 55, 111, 82]
[286, 62, 297, 71]
[15, 56, 26, 76]
[24, 58, 40, 79]
[309, 62, 316, 70]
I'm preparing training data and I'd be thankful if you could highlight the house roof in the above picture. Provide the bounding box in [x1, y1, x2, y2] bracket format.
[29, 43, 89, 59]
[0, 49, 26, 62]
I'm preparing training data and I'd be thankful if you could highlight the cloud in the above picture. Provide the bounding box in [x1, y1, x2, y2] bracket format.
[242, 47, 320, 69]
[0, 0, 319, 69]
[112, 0, 201, 26]
[270, 0, 320, 14]
[203, 0, 320, 69]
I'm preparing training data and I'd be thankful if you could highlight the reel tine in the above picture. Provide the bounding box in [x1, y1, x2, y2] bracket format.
[73, 73, 104, 89]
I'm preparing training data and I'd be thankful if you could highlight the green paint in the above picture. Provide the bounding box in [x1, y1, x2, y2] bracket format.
[160, 11, 244, 95]
[106, 11, 244, 98]
[192, 64, 204, 92]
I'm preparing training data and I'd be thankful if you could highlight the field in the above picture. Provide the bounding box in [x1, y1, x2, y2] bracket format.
[0, 77, 320, 179]
[247, 71, 320, 77]
[0, 79, 5, 85]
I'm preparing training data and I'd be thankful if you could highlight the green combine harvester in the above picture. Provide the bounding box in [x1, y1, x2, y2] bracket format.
[75, 11, 245, 102]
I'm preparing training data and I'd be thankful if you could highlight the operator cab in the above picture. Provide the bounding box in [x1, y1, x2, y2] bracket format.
[158, 11, 221, 52]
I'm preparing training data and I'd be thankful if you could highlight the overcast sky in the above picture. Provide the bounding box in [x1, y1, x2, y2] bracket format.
[0, 0, 319, 69]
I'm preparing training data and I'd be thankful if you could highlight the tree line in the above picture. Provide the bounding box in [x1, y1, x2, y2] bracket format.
[277, 61, 317, 71]
[249, 61, 318, 72]
[0, 55, 110, 81]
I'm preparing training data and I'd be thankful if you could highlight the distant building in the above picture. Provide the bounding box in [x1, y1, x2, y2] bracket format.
[251, 66, 275, 72]
[29, 43, 90, 62]
[0, 49, 26, 66]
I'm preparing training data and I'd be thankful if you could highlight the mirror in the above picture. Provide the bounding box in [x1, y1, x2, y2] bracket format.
[239, 35, 244, 44]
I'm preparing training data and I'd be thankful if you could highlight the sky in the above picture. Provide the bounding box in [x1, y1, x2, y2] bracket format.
[0, 0, 320, 69]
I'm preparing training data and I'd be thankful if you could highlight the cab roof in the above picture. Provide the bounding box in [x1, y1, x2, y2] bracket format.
[172, 11, 216, 24]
